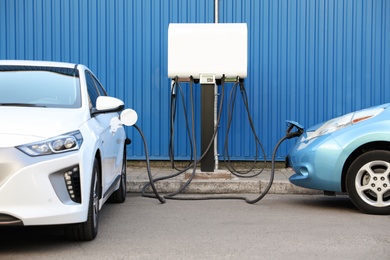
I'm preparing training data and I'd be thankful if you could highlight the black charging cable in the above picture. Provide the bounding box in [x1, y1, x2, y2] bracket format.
[169, 76, 194, 171]
[135, 119, 303, 203]
[133, 124, 166, 203]
[141, 76, 225, 199]
[136, 77, 303, 204]
[223, 80, 267, 178]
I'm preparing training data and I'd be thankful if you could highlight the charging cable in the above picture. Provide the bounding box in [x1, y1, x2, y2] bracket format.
[133, 119, 303, 204]
[135, 77, 303, 204]
[223, 80, 267, 178]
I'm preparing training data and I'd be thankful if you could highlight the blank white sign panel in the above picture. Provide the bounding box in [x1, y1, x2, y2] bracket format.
[168, 23, 247, 79]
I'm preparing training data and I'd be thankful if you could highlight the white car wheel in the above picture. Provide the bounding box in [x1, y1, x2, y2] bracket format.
[66, 159, 101, 240]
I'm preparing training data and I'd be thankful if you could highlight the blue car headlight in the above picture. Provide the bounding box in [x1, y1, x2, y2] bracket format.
[307, 106, 385, 140]
[17, 130, 83, 156]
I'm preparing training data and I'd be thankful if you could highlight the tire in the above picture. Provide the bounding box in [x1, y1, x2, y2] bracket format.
[346, 150, 390, 215]
[66, 159, 101, 241]
[108, 148, 127, 203]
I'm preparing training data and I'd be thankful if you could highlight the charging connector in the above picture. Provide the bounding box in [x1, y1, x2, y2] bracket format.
[286, 120, 304, 139]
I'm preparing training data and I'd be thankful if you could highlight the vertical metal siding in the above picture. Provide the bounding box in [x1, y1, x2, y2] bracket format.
[219, 0, 390, 160]
[0, 0, 214, 160]
[1, 0, 389, 161]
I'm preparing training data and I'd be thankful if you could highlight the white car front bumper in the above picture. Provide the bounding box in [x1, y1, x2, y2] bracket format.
[0, 147, 93, 226]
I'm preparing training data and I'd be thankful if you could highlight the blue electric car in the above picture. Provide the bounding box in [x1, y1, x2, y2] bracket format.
[287, 103, 390, 215]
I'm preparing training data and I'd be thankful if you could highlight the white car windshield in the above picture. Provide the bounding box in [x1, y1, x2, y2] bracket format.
[0, 66, 81, 108]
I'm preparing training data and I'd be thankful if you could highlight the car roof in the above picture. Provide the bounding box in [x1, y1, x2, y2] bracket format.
[0, 60, 79, 69]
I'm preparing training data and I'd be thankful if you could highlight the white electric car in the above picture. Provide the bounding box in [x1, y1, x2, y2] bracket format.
[0, 60, 137, 241]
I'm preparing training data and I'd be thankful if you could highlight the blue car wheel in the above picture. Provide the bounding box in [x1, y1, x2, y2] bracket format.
[346, 150, 390, 215]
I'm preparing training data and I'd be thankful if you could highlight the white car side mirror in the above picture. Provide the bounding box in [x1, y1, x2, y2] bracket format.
[120, 109, 138, 126]
[95, 96, 124, 112]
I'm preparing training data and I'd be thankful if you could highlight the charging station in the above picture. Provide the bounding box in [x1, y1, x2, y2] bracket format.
[135, 22, 304, 204]
[168, 23, 247, 172]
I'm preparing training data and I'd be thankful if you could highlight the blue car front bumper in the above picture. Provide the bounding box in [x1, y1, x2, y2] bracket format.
[287, 133, 346, 192]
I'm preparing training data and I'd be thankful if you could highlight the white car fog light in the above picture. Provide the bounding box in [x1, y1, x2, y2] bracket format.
[62, 165, 81, 203]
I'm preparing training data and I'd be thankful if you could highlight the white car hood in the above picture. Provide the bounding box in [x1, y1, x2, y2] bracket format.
[0, 107, 87, 147]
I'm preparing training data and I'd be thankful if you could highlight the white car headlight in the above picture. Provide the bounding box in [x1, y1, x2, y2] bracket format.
[17, 130, 83, 156]
[307, 106, 385, 140]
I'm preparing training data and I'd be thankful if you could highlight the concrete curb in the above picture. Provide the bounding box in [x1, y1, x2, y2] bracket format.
[126, 167, 321, 195]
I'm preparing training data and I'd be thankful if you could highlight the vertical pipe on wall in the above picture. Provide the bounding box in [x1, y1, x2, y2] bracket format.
[214, 0, 219, 170]
[214, 0, 218, 23]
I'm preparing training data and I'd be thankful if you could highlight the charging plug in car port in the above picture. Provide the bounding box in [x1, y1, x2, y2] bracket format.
[286, 120, 304, 139]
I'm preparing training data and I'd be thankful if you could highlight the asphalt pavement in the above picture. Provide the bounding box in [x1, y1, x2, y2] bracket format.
[3, 194, 389, 259]
[126, 164, 322, 195]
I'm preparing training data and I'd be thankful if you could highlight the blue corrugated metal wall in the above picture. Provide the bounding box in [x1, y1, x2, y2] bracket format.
[1, 0, 389, 161]
[220, 0, 390, 160]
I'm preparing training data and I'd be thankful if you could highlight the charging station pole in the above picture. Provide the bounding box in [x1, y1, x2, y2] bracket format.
[201, 79, 215, 172]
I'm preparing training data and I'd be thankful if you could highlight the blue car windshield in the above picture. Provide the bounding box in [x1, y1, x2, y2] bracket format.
[0, 66, 81, 108]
